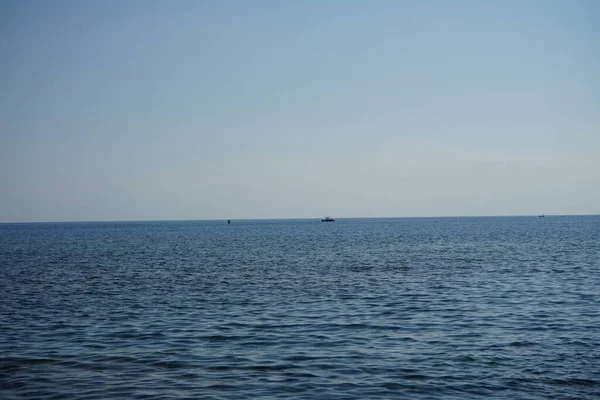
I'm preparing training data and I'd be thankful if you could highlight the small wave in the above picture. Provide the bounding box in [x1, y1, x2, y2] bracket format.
[546, 378, 600, 387]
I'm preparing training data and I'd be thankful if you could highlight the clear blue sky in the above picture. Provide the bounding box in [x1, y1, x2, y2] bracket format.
[1, 0, 599, 222]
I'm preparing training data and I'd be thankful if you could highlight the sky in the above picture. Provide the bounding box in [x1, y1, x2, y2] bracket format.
[1, 0, 599, 222]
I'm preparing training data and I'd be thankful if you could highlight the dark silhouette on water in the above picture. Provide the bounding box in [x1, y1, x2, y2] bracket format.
[321, 216, 335, 222]
[228, 219, 231, 224]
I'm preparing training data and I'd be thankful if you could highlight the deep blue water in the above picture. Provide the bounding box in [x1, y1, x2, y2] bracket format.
[1, 216, 599, 399]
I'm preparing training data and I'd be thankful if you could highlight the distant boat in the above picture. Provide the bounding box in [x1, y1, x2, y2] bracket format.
[538, 214, 545, 218]
[321, 216, 335, 222]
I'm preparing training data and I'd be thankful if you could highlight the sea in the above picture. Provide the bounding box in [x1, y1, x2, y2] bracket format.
[1, 216, 599, 399]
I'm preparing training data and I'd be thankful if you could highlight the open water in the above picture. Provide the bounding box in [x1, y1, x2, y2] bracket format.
[1, 216, 599, 399]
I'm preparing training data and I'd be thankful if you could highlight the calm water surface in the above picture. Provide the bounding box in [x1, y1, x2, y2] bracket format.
[1, 216, 599, 399]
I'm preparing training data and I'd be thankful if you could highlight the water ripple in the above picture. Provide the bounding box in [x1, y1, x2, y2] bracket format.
[1, 217, 599, 399]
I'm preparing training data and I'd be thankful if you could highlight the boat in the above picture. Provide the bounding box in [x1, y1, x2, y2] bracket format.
[321, 216, 335, 222]
[538, 214, 545, 218]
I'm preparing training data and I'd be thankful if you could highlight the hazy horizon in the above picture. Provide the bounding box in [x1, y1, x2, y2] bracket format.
[2, 0, 599, 223]
[2, 213, 599, 225]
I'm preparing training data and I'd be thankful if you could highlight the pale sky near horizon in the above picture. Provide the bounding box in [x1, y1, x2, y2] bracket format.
[1, 0, 599, 222]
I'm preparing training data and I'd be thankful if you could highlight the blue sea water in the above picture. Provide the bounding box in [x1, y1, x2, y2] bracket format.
[1, 216, 599, 399]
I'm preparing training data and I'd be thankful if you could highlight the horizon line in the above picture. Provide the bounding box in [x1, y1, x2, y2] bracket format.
[1, 213, 598, 225]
